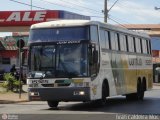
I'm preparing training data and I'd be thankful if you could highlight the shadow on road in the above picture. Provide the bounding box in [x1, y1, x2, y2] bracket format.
[46, 96, 160, 114]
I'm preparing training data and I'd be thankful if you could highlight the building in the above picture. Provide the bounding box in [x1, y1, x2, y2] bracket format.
[0, 34, 28, 72]
[122, 24, 160, 83]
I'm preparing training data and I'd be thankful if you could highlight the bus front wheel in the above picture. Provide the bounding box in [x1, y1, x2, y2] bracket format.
[101, 81, 109, 105]
[47, 101, 59, 108]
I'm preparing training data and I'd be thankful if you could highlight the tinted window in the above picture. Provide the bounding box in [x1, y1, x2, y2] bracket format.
[142, 39, 147, 54]
[135, 38, 141, 53]
[147, 40, 151, 54]
[128, 36, 134, 52]
[110, 31, 115, 50]
[105, 31, 110, 49]
[111, 32, 119, 50]
[100, 29, 105, 49]
[120, 34, 127, 51]
[115, 33, 120, 50]
[125, 35, 129, 52]
[29, 27, 89, 43]
[90, 26, 99, 43]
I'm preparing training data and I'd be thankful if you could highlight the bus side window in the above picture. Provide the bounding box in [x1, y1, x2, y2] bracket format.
[116, 33, 120, 51]
[135, 37, 141, 53]
[105, 31, 110, 49]
[133, 37, 136, 53]
[100, 29, 109, 49]
[110, 31, 115, 50]
[128, 36, 134, 52]
[140, 38, 143, 53]
[147, 40, 151, 54]
[142, 39, 147, 54]
[89, 44, 98, 78]
[100, 29, 105, 49]
[90, 25, 99, 44]
[120, 34, 127, 51]
[125, 35, 129, 52]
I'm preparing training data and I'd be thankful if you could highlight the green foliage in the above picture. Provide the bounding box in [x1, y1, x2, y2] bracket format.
[2, 73, 22, 92]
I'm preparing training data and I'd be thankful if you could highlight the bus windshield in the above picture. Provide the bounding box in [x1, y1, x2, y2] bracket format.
[28, 44, 88, 78]
[29, 27, 89, 43]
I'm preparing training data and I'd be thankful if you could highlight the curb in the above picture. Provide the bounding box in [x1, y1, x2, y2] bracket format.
[0, 100, 29, 104]
[153, 83, 160, 86]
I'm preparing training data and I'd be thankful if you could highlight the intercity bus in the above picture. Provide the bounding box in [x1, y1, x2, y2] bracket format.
[27, 20, 152, 108]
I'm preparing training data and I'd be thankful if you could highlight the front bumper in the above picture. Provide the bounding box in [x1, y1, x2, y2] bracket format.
[28, 87, 90, 102]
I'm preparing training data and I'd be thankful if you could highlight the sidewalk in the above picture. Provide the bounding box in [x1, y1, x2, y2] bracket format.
[0, 92, 28, 104]
[0, 85, 28, 104]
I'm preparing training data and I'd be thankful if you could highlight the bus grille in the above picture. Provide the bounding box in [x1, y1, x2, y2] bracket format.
[41, 83, 70, 87]
[41, 84, 54, 87]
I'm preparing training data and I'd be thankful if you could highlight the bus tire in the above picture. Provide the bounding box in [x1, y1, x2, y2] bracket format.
[101, 80, 109, 105]
[136, 80, 144, 100]
[47, 101, 59, 108]
[142, 78, 147, 91]
[126, 79, 144, 101]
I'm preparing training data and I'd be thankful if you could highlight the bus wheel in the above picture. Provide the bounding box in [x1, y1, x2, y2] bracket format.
[137, 81, 144, 100]
[47, 101, 59, 108]
[101, 82, 108, 105]
[126, 81, 144, 101]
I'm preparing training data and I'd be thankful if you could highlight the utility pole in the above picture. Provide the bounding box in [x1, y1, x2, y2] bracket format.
[31, 0, 32, 10]
[104, 0, 119, 23]
[104, 0, 108, 23]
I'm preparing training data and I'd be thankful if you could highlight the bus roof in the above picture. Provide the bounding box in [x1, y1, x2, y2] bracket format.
[30, 20, 150, 39]
[30, 20, 91, 29]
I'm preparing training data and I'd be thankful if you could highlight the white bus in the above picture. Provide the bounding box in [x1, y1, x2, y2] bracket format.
[27, 20, 152, 108]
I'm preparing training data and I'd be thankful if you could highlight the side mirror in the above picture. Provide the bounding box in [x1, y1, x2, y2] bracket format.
[156, 67, 160, 73]
[93, 50, 98, 63]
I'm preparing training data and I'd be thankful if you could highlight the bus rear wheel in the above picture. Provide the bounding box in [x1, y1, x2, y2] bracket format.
[47, 101, 59, 108]
[126, 80, 144, 100]
[137, 81, 144, 100]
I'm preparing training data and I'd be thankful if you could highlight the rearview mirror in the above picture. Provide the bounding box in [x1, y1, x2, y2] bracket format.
[93, 50, 98, 63]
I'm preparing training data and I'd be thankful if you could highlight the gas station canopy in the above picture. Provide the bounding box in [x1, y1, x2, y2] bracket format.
[0, 10, 90, 32]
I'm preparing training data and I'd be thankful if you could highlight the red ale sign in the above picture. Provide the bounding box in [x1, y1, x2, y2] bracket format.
[0, 10, 59, 26]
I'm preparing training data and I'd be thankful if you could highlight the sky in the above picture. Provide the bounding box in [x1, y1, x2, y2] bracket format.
[0, 0, 160, 36]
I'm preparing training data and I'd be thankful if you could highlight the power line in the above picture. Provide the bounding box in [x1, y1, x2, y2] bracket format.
[38, 0, 82, 12]
[59, 0, 101, 14]
[9, 0, 48, 10]
[108, 0, 119, 13]
[108, 16, 127, 28]
[110, 14, 130, 24]
[91, 15, 128, 28]
[8, 0, 130, 27]
[39, 0, 102, 15]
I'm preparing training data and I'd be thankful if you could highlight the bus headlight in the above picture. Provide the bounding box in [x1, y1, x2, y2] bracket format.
[73, 91, 85, 96]
[30, 92, 39, 96]
[79, 91, 85, 95]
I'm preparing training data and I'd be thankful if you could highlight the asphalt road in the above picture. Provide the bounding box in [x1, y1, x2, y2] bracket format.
[0, 86, 160, 120]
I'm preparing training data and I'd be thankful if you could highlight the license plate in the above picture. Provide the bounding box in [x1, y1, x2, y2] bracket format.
[31, 79, 49, 84]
